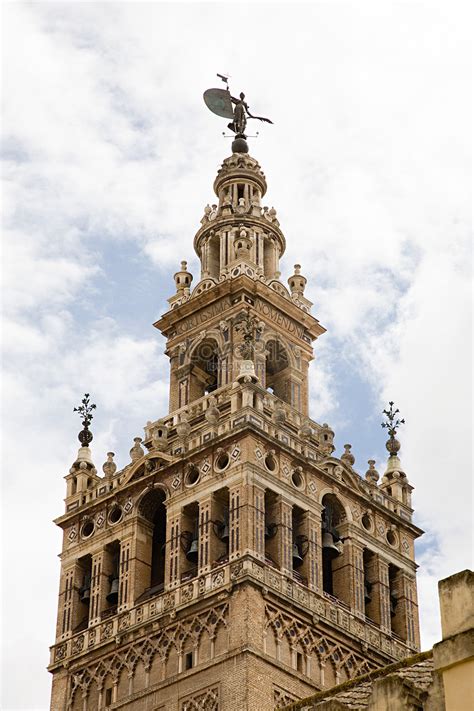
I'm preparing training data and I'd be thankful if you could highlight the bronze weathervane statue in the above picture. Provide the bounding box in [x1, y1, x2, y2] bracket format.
[203, 73, 273, 153]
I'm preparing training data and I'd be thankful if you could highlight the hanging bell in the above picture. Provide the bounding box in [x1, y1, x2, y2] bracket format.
[219, 523, 230, 543]
[364, 581, 372, 604]
[322, 531, 341, 559]
[79, 583, 90, 604]
[390, 591, 398, 616]
[292, 543, 303, 568]
[106, 577, 119, 605]
[186, 537, 199, 563]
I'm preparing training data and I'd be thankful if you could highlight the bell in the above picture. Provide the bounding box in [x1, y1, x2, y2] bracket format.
[292, 543, 303, 568]
[106, 577, 119, 605]
[364, 581, 372, 604]
[79, 584, 90, 604]
[219, 523, 230, 543]
[186, 537, 199, 563]
[390, 591, 398, 616]
[322, 531, 341, 559]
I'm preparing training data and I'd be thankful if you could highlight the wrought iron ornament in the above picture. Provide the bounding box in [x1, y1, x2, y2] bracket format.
[381, 401, 405, 438]
[74, 393, 96, 446]
[381, 401, 405, 456]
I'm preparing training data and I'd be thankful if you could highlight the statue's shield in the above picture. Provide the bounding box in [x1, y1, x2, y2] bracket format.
[203, 88, 234, 119]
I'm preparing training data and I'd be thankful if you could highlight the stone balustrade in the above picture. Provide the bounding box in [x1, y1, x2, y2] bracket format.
[49, 555, 415, 669]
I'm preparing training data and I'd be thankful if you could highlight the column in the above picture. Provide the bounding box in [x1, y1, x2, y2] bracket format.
[198, 497, 212, 575]
[264, 495, 292, 572]
[118, 538, 132, 612]
[89, 549, 112, 625]
[129, 518, 153, 600]
[56, 562, 84, 639]
[166, 511, 182, 589]
[391, 570, 419, 647]
[279, 498, 293, 575]
[367, 556, 391, 631]
[249, 484, 265, 560]
[332, 539, 365, 613]
[229, 484, 243, 560]
[301, 511, 322, 592]
[177, 365, 193, 407]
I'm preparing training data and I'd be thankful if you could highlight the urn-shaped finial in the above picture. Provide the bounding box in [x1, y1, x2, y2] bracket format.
[341, 443, 355, 467]
[205, 396, 220, 426]
[365, 459, 379, 483]
[102, 452, 117, 478]
[130, 437, 144, 462]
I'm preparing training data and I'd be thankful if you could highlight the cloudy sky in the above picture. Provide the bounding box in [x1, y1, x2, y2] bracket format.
[2, 2, 472, 709]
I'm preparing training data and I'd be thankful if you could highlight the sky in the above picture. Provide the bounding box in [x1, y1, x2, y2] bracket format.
[1, 2, 472, 709]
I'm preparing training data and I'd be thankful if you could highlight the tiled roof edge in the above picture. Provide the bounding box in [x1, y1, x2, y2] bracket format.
[280, 650, 433, 710]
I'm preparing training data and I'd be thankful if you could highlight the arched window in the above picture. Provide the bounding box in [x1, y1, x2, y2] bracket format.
[263, 234, 276, 277]
[212, 487, 230, 567]
[138, 489, 167, 595]
[264, 489, 280, 568]
[76, 554, 92, 632]
[104, 540, 120, 611]
[181, 501, 199, 580]
[363, 548, 376, 621]
[389, 563, 406, 640]
[265, 339, 289, 403]
[321, 494, 345, 600]
[189, 338, 220, 402]
[292, 505, 308, 586]
[208, 231, 221, 278]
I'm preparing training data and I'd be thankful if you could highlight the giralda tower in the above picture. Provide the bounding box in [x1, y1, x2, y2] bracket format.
[49, 83, 421, 711]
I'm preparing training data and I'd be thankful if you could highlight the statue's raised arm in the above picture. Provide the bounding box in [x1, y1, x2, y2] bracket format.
[203, 76, 273, 152]
[228, 92, 273, 135]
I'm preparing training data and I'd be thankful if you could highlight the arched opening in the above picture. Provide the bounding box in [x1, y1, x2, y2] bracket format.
[292, 505, 308, 586]
[211, 487, 230, 567]
[181, 501, 199, 581]
[321, 495, 345, 600]
[189, 338, 220, 402]
[103, 540, 121, 613]
[363, 548, 376, 621]
[75, 554, 92, 632]
[263, 234, 276, 278]
[139, 489, 167, 595]
[265, 339, 290, 403]
[389, 563, 406, 640]
[208, 231, 220, 278]
[264, 489, 280, 568]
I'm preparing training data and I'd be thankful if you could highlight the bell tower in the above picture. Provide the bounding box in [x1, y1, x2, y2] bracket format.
[49, 133, 422, 710]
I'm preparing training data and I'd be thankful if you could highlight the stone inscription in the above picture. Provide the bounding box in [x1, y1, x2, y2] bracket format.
[175, 298, 232, 335]
[255, 298, 305, 339]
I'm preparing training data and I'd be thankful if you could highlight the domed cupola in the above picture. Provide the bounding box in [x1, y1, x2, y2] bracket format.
[193, 152, 286, 285]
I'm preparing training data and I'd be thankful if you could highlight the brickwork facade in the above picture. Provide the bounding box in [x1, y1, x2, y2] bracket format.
[49, 151, 422, 710]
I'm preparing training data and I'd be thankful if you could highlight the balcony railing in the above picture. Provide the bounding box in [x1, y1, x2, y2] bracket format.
[50, 554, 415, 670]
